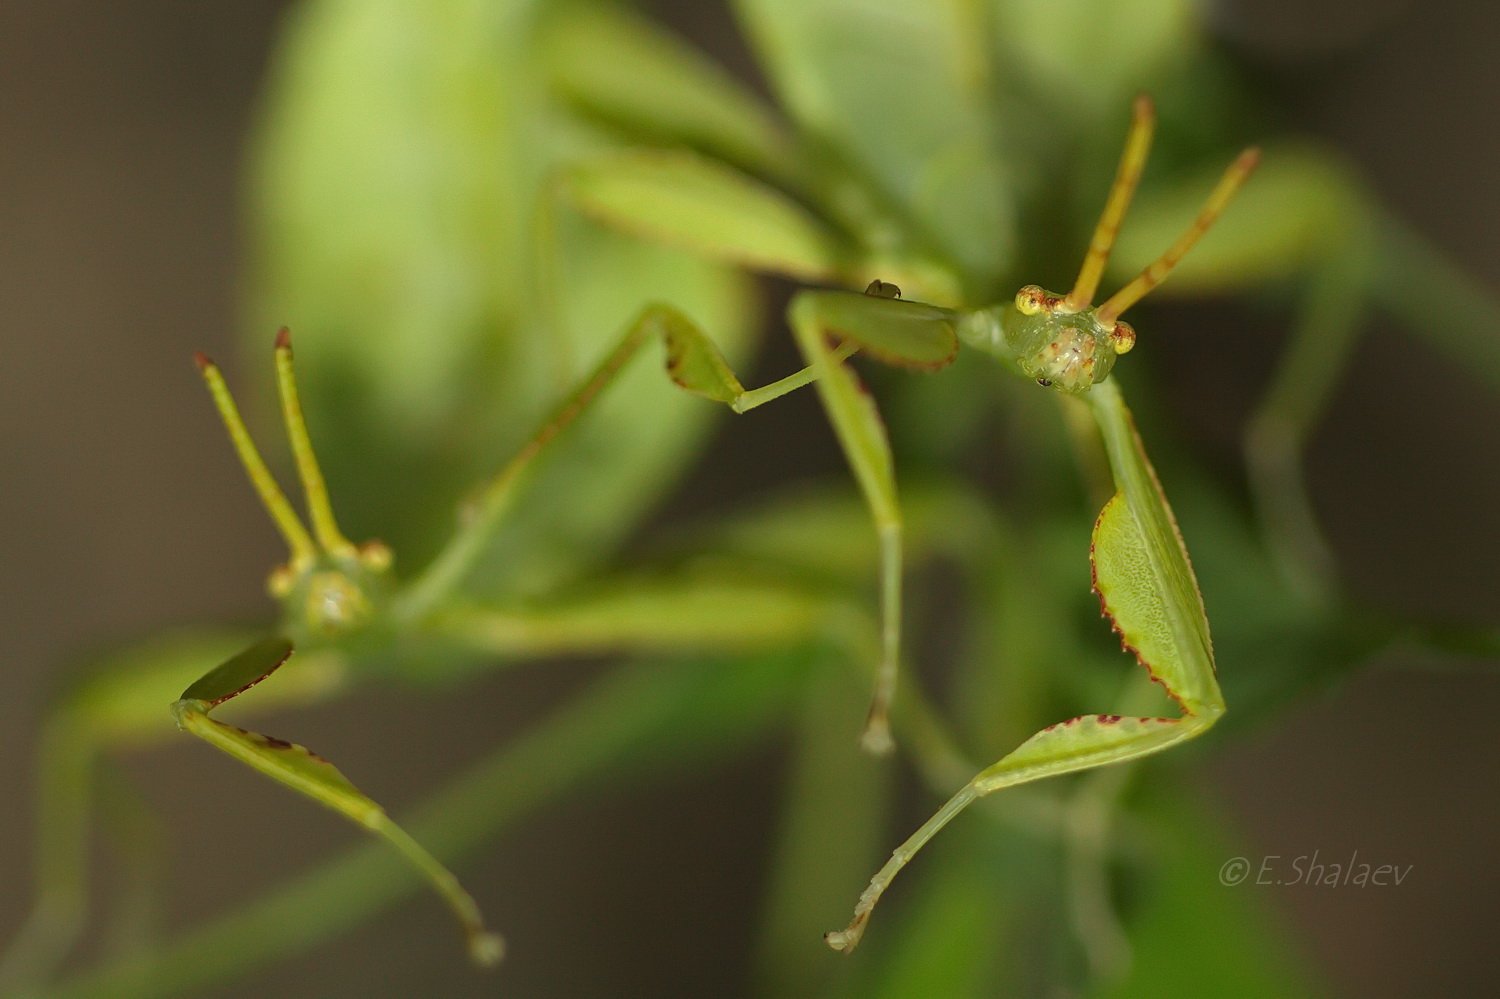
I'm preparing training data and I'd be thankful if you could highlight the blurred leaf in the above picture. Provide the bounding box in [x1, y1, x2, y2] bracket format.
[755, 663, 890, 998]
[248, 0, 755, 582]
[1370, 212, 1500, 396]
[250, 0, 538, 440]
[543, 3, 799, 182]
[565, 150, 850, 281]
[1094, 790, 1322, 999]
[733, 0, 1016, 288]
[990, 0, 1198, 123]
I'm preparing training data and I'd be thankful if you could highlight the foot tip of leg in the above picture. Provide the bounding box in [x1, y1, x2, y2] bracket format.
[468, 931, 505, 967]
[859, 716, 895, 756]
[824, 916, 868, 953]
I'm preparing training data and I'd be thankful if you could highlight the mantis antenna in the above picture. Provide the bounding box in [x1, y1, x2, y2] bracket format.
[1096, 146, 1261, 325]
[273, 327, 358, 558]
[196, 329, 363, 570]
[1063, 94, 1260, 325]
[195, 350, 318, 569]
[1064, 94, 1156, 313]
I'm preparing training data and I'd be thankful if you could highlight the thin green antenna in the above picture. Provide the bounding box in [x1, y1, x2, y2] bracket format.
[195, 352, 318, 568]
[273, 328, 356, 558]
[1064, 95, 1156, 312]
[1096, 147, 1261, 325]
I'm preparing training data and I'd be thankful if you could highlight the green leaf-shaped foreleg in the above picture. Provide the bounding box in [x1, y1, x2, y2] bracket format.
[172, 638, 502, 966]
[826, 378, 1224, 952]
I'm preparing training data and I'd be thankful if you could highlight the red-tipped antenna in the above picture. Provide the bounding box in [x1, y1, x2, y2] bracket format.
[273, 327, 356, 558]
[194, 348, 318, 567]
[1096, 147, 1261, 326]
[1065, 95, 1157, 312]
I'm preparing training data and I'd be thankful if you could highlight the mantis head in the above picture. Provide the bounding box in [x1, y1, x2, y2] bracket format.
[264, 541, 393, 639]
[994, 96, 1257, 394]
[1001, 285, 1136, 393]
[196, 328, 394, 642]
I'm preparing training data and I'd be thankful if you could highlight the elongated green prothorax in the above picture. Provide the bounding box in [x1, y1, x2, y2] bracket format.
[196, 329, 393, 640]
[960, 96, 1259, 393]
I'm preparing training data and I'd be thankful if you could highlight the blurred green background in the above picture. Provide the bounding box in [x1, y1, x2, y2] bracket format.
[1, 1, 1498, 996]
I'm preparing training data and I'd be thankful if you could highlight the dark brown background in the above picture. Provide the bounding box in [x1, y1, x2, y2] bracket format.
[1, 1, 1497, 996]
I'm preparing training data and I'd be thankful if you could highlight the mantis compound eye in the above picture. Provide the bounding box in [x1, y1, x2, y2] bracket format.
[267, 564, 296, 598]
[1110, 321, 1136, 355]
[1014, 285, 1050, 315]
[359, 540, 394, 572]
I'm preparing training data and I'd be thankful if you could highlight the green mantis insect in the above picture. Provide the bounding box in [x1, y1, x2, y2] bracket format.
[187, 92, 1250, 958]
[551, 94, 1255, 950]
[174, 331, 503, 965]
[0, 327, 785, 981]
[1, 80, 1256, 988]
[800, 99, 1256, 950]
[9, 3, 1500, 994]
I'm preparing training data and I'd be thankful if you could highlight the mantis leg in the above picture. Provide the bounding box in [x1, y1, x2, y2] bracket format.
[1, 573, 844, 986]
[0, 629, 337, 992]
[1241, 206, 1497, 607]
[392, 301, 850, 621]
[780, 290, 958, 753]
[92, 761, 165, 965]
[424, 571, 857, 661]
[0, 708, 95, 993]
[1244, 241, 1373, 604]
[397, 289, 958, 757]
[826, 377, 1225, 951]
[169, 637, 504, 967]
